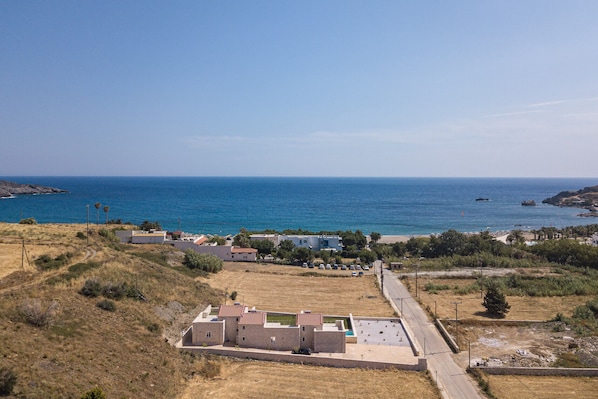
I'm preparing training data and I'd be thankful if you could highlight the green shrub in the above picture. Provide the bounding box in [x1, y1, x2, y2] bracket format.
[76, 231, 87, 240]
[80, 386, 106, 399]
[0, 367, 17, 395]
[19, 217, 37, 224]
[80, 279, 102, 297]
[96, 299, 116, 312]
[35, 253, 72, 271]
[183, 250, 223, 273]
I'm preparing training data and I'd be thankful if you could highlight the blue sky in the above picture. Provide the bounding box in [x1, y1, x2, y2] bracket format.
[1, 1, 597, 177]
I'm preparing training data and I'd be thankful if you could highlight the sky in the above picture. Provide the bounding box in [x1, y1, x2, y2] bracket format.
[1, 1, 597, 177]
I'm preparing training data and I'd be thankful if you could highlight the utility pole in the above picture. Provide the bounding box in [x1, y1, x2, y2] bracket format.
[415, 263, 419, 298]
[380, 261, 384, 294]
[451, 301, 462, 349]
[479, 257, 483, 298]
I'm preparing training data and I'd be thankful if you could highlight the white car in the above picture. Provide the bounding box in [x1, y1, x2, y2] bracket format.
[351, 271, 358, 277]
[363, 265, 370, 271]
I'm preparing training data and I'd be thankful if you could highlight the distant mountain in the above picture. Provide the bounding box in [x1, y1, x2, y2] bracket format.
[542, 185, 598, 213]
[0, 180, 68, 198]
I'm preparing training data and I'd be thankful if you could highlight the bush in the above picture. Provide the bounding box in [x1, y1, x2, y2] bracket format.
[0, 367, 17, 395]
[96, 299, 116, 312]
[80, 279, 102, 297]
[101, 282, 127, 300]
[19, 299, 58, 327]
[183, 250, 223, 273]
[76, 231, 87, 240]
[19, 217, 37, 224]
[80, 387, 106, 399]
[35, 253, 72, 271]
[98, 228, 118, 243]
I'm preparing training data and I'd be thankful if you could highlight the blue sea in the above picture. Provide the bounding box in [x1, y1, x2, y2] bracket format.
[1, 177, 597, 236]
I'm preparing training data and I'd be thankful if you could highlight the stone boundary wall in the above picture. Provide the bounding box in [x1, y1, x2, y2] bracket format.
[180, 346, 427, 371]
[435, 319, 459, 353]
[478, 366, 598, 377]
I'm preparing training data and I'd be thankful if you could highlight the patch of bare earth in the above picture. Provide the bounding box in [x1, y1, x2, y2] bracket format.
[488, 375, 598, 399]
[198, 262, 394, 316]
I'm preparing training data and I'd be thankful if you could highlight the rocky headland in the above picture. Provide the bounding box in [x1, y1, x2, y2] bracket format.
[0, 180, 68, 198]
[543, 185, 598, 217]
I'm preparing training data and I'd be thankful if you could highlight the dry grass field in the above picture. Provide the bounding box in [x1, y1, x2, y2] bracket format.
[401, 275, 593, 321]
[179, 359, 439, 399]
[199, 262, 394, 316]
[0, 223, 439, 398]
[487, 375, 598, 399]
[0, 223, 90, 278]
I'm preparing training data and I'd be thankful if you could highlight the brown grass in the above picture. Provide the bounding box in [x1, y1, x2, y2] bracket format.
[178, 359, 439, 399]
[404, 276, 593, 321]
[487, 375, 598, 399]
[200, 262, 394, 316]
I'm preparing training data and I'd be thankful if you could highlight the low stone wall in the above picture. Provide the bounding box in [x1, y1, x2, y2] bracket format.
[180, 346, 427, 371]
[435, 319, 459, 353]
[478, 366, 598, 377]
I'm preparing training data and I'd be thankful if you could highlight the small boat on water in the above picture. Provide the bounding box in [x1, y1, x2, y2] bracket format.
[475, 198, 490, 201]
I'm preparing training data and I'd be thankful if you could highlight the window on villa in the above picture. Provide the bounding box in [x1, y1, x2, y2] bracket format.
[302, 337, 305, 342]
[242, 337, 245, 341]
[302, 326, 305, 331]
[270, 337, 276, 343]
[242, 326, 245, 330]
[206, 331, 211, 338]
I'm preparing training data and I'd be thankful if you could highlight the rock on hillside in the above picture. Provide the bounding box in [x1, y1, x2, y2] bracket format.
[0, 180, 67, 197]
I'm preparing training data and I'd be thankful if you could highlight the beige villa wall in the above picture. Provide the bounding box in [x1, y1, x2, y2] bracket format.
[221, 316, 240, 343]
[239, 324, 299, 351]
[192, 321, 224, 346]
[314, 330, 346, 353]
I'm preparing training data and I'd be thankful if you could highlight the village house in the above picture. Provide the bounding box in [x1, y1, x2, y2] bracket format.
[190, 304, 347, 353]
[115, 230, 257, 262]
[250, 234, 344, 252]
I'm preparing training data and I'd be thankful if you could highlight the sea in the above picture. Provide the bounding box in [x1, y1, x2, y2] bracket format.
[1, 177, 597, 236]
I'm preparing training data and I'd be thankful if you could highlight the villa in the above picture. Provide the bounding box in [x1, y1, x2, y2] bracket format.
[189, 304, 347, 353]
[250, 234, 344, 252]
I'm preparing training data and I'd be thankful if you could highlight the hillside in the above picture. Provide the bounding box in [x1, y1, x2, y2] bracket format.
[0, 223, 222, 398]
[543, 185, 598, 211]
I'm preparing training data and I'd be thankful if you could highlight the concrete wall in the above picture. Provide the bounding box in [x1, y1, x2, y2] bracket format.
[314, 330, 346, 353]
[180, 346, 427, 371]
[170, 241, 257, 262]
[435, 319, 460, 353]
[478, 366, 598, 376]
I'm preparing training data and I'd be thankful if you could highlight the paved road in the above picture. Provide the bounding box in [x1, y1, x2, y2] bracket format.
[376, 261, 482, 399]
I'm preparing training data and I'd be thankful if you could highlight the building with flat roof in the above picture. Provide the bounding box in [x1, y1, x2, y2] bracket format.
[190, 305, 346, 353]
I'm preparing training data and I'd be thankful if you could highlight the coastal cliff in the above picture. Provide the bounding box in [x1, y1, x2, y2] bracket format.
[0, 180, 67, 198]
[542, 185, 598, 216]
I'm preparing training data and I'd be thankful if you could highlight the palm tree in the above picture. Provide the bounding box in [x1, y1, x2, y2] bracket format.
[103, 205, 109, 224]
[94, 202, 101, 225]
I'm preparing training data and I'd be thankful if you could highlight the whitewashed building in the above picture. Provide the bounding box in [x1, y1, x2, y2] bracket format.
[250, 234, 343, 252]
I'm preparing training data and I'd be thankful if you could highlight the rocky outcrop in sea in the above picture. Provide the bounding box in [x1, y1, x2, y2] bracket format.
[0, 180, 68, 198]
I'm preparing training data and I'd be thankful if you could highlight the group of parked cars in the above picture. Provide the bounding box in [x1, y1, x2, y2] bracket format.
[301, 262, 370, 277]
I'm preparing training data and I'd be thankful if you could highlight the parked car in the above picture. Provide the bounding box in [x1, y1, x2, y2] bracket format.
[340, 264, 347, 270]
[302, 263, 308, 268]
[308, 263, 315, 268]
[363, 265, 370, 271]
[351, 271, 358, 277]
[319, 264, 325, 270]
[325, 264, 332, 270]
[349, 265, 356, 270]
[356, 265, 362, 270]
[332, 264, 338, 270]
[292, 348, 311, 355]
[358, 271, 364, 277]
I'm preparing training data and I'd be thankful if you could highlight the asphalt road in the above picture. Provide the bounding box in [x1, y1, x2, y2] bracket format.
[376, 261, 482, 399]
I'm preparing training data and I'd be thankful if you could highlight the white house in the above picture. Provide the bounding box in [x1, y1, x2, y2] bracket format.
[250, 234, 343, 252]
[115, 230, 167, 244]
[170, 240, 258, 262]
